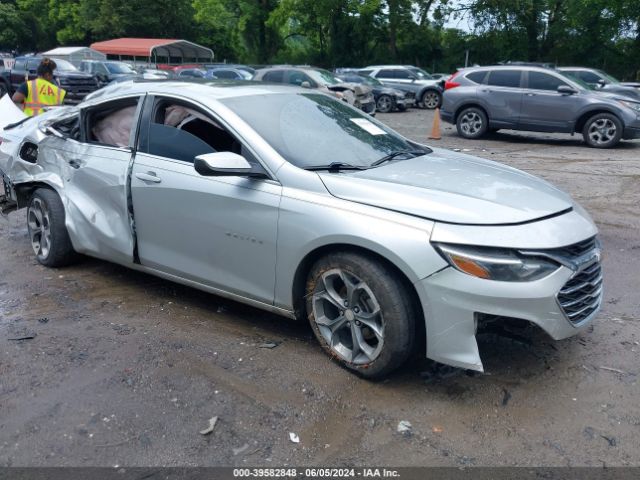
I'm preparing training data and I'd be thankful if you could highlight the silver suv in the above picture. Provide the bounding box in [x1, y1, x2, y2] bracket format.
[441, 65, 640, 148]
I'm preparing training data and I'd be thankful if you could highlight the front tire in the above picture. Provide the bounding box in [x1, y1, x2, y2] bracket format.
[27, 188, 77, 267]
[583, 113, 622, 148]
[456, 107, 488, 139]
[376, 94, 394, 113]
[305, 251, 416, 379]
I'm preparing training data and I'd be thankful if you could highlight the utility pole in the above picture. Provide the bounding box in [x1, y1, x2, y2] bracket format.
[464, 49, 469, 68]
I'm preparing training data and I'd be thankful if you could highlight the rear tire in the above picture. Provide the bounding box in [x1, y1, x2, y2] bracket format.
[456, 107, 488, 139]
[305, 251, 416, 379]
[421, 90, 441, 109]
[27, 188, 78, 267]
[582, 113, 622, 148]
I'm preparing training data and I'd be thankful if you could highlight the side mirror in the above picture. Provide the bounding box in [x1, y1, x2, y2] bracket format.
[597, 78, 607, 87]
[300, 81, 311, 88]
[194, 152, 264, 178]
[557, 85, 578, 95]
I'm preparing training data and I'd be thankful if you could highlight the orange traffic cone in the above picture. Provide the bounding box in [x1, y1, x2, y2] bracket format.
[429, 107, 442, 140]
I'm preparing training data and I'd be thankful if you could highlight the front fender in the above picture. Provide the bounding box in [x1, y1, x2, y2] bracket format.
[273, 189, 447, 310]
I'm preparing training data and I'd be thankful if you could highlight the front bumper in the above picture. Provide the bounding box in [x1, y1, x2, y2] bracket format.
[415, 264, 599, 371]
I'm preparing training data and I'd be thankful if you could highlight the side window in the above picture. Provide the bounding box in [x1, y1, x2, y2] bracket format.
[85, 97, 141, 147]
[395, 69, 413, 79]
[358, 69, 373, 76]
[288, 70, 311, 86]
[528, 72, 568, 91]
[213, 70, 236, 79]
[487, 70, 521, 88]
[466, 71, 487, 84]
[263, 70, 284, 83]
[377, 69, 395, 79]
[14, 59, 25, 70]
[145, 98, 262, 169]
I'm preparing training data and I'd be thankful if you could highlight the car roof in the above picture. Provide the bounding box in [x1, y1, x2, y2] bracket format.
[84, 80, 312, 104]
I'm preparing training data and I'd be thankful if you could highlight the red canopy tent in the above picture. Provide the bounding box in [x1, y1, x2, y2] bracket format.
[90, 38, 214, 66]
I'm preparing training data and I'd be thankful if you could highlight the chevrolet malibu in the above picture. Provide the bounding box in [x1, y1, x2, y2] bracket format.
[0, 81, 602, 378]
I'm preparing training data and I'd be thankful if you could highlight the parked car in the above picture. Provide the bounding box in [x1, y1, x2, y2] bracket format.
[205, 67, 252, 80]
[253, 66, 376, 115]
[1, 81, 602, 378]
[79, 60, 138, 87]
[0, 56, 99, 105]
[441, 65, 640, 148]
[174, 67, 207, 79]
[357, 65, 443, 109]
[557, 67, 640, 100]
[204, 64, 255, 77]
[336, 72, 415, 113]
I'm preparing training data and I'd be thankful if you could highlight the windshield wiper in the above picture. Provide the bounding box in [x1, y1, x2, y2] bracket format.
[371, 149, 429, 167]
[304, 162, 369, 172]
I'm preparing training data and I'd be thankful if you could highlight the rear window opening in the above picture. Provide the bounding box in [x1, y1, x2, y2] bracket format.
[86, 97, 140, 147]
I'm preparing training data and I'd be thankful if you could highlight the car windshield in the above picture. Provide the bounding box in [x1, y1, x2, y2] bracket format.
[558, 72, 593, 90]
[222, 93, 427, 169]
[409, 67, 433, 80]
[361, 76, 382, 86]
[53, 59, 78, 72]
[105, 62, 135, 74]
[308, 69, 341, 86]
[596, 69, 620, 84]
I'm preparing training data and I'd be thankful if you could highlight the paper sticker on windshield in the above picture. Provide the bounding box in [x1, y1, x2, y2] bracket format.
[350, 118, 387, 135]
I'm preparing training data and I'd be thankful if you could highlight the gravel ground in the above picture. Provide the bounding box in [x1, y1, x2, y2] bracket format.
[0, 108, 638, 467]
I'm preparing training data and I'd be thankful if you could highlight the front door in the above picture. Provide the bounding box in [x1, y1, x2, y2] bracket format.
[518, 71, 579, 132]
[130, 95, 282, 304]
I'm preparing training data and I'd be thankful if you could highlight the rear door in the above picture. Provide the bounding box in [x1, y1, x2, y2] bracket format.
[61, 94, 145, 263]
[130, 95, 282, 304]
[518, 71, 579, 132]
[477, 69, 523, 127]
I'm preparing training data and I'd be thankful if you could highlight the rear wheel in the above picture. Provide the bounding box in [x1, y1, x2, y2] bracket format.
[422, 90, 441, 109]
[583, 113, 622, 148]
[376, 94, 394, 113]
[27, 188, 77, 267]
[305, 251, 416, 379]
[456, 107, 488, 139]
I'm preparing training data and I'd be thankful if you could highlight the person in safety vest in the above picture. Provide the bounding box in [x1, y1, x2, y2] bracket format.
[12, 58, 66, 116]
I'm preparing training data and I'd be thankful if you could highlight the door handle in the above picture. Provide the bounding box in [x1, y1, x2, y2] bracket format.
[481, 89, 493, 93]
[135, 172, 162, 183]
[526, 93, 536, 96]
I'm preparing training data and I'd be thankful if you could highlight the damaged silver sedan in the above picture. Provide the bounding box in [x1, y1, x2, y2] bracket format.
[0, 81, 602, 378]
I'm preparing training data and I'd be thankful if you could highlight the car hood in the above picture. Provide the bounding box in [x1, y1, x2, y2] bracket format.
[318, 148, 574, 225]
[601, 84, 640, 100]
[56, 71, 95, 80]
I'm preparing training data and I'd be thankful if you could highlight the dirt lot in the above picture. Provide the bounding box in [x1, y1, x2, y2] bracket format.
[0, 109, 638, 467]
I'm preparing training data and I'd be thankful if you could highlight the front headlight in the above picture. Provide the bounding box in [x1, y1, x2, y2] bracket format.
[432, 243, 560, 282]
[619, 100, 640, 113]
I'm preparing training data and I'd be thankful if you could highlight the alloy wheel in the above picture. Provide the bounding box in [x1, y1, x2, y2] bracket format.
[311, 268, 385, 364]
[460, 111, 483, 135]
[588, 119, 617, 146]
[423, 91, 440, 109]
[376, 95, 393, 113]
[28, 198, 52, 261]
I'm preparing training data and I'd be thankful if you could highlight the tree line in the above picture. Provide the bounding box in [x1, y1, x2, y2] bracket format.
[1, 0, 639, 80]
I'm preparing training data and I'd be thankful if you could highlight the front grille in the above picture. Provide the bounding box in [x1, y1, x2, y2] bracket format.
[405, 92, 415, 100]
[557, 259, 602, 324]
[555, 236, 598, 258]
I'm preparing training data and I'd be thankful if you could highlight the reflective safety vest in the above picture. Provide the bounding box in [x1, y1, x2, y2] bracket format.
[23, 78, 66, 117]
